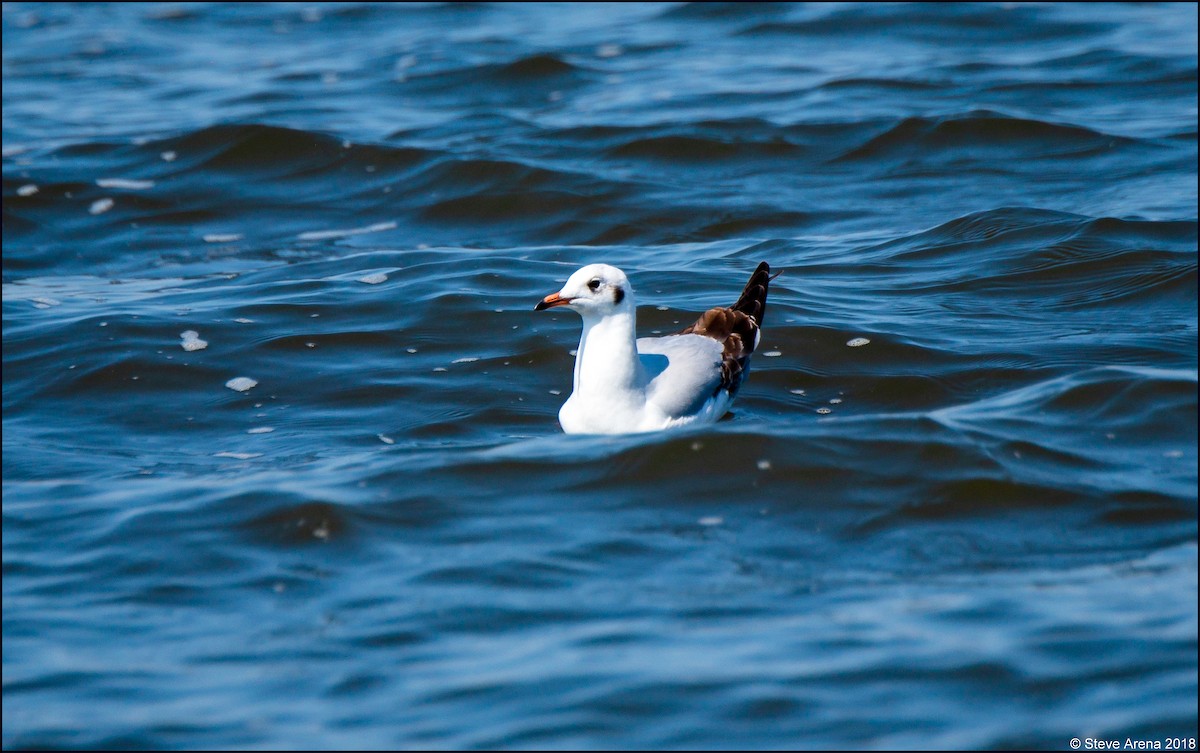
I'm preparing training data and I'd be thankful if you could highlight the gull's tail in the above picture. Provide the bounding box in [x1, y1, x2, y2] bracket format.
[731, 261, 773, 327]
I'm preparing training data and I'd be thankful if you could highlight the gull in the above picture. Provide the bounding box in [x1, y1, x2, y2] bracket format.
[534, 262, 774, 434]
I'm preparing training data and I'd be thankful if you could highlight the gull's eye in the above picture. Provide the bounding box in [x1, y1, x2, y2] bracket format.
[587, 278, 601, 292]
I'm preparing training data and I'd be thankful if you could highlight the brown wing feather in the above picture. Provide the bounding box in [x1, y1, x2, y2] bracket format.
[676, 262, 772, 397]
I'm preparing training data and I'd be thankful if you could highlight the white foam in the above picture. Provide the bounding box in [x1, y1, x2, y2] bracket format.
[452, 357, 478, 364]
[32, 296, 61, 308]
[17, 184, 38, 196]
[763, 351, 782, 357]
[247, 427, 274, 434]
[596, 44, 623, 58]
[203, 233, 243, 243]
[816, 407, 832, 415]
[756, 459, 772, 471]
[847, 337, 870, 347]
[234, 318, 254, 323]
[96, 178, 154, 190]
[214, 451, 262, 460]
[225, 377, 257, 392]
[160, 150, 177, 162]
[180, 330, 208, 351]
[789, 388, 806, 395]
[297, 221, 396, 241]
[89, 198, 114, 215]
[358, 272, 388, 284]
[377, 434, 395, 445]
[698, 516, 723, 527]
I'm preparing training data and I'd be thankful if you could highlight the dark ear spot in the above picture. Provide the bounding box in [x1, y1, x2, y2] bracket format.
[613, 286, 625, 304]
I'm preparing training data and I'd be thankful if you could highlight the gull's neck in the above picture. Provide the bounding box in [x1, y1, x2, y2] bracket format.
[574, 307, 645, 396]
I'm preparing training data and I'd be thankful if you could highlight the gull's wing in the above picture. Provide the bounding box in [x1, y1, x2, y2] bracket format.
[638, 334, 726, 418]
[672, 261, 771, 400]
[638, 262, 773, 423]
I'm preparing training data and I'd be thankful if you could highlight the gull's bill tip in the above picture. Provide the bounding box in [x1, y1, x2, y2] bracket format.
[534, 292, 572, 311]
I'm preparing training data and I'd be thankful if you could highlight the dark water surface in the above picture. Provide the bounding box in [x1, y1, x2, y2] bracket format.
[3, 3, 1197, 749]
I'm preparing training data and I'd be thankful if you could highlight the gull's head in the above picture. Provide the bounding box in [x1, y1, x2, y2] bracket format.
[534, 263, 634, 317]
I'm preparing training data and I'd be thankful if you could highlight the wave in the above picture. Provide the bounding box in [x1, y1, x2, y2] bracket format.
[833, 111, 1138, 163]
[736, 4, 1111, 42]
[844, 208, 1198, 311]
[607, 134, 802, 161]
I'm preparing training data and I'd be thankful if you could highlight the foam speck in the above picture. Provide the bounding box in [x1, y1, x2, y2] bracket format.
[203, 233, 243, 243]
[452, 357, 478, 364]
[763, 351, 782, 357]
[180, 330, 208, 351]
[214, 451, 262, 460]
[17, 184, 38, 196]
[847, 337, 870, 347]
[358, 272, 388, 284]
[160, 150, 177, 162]
[816, 407, 832, 415]
[247, 427, 274, 434]
[96, 178, 154, 190]
[698, 516, 723, 527]
[297, 221, 396, 241]
[89, 198, 114, 215]
[225, 376, 258, 392]
[377, 434, 395, 445]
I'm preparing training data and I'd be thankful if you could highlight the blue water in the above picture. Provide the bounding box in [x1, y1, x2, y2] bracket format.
[3, 3, 1197, 749]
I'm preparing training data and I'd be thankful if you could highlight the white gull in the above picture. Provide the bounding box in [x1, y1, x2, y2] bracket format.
[534, 262, 774, 434]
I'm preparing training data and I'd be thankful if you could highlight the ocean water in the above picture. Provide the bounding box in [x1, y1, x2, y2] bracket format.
[3, 2, 1196, 749]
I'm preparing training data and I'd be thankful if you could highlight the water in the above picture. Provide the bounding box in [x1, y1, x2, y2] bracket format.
[3, 3, 1196, 749]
